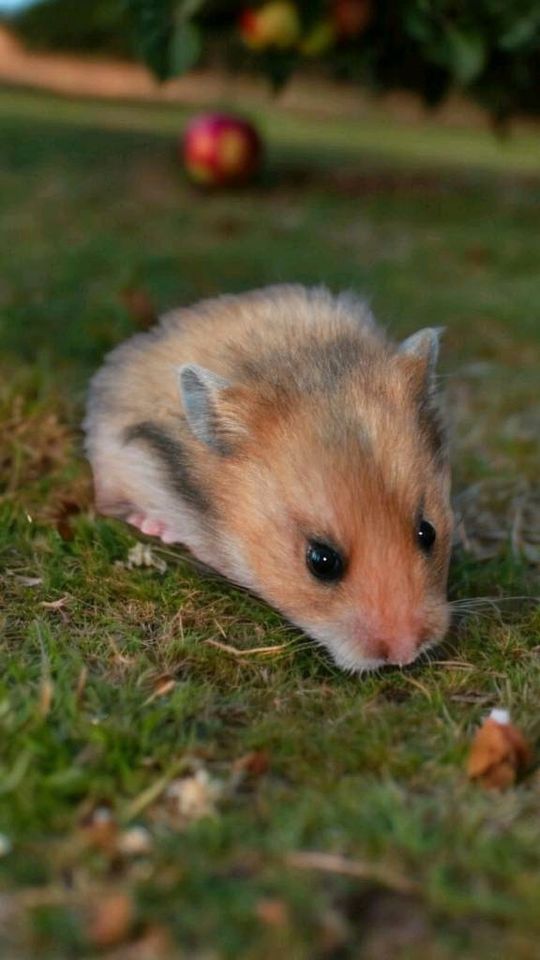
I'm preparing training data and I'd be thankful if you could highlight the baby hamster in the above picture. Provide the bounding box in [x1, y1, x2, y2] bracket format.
[84, 284, 453, 672]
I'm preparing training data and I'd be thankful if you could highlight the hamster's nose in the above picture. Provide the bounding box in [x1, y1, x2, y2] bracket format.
[372, 636, 418, 667]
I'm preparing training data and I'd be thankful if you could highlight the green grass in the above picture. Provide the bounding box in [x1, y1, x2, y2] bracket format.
[1, 87, 539, 959]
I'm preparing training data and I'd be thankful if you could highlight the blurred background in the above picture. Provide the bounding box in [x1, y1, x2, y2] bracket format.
[1, 0, 539, 489]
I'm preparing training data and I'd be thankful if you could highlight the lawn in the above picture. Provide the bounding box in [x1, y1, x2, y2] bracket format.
[1, 86, 540, 959]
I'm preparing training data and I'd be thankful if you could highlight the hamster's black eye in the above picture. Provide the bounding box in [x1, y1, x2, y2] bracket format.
[306, 541, 344, 582]
[416, 519, 436, 553]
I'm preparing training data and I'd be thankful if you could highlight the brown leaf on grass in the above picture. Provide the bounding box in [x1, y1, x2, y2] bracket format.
[464, 244, 490, 267]
[165, 769, 223, 823]
[233, 750, 270, 778]
[39, 479, 94, 534]
[120, 287, 157, 329]
[117, 826, 153, 857]
[76, 666, 88, 705]
[13, 575, 42, 587]
[255, 897, 289, 927]
[40, 596, 70, 610]
[117, 543, 167, 574]
[467, 709, 532, 789]
[80, 806, 119, 855]
[87, 892, 134, 948]
[52, 497, 83, 541]
[143, 674, 176, 706]
[38, 676, 54, 718]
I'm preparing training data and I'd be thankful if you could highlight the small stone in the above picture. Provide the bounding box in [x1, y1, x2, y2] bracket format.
[118, 826, 153, 856]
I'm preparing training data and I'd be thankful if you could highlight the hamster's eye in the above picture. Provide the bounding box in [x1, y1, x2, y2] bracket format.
[416, 518, 436, 553]
[306, 541, 344, 582]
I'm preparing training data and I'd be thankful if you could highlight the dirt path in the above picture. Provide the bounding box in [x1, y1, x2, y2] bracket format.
[0, 24, 511, 131]
[0, 26, 244, 105]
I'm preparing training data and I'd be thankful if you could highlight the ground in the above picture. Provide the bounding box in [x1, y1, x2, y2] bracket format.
[0, 86, 539, 959]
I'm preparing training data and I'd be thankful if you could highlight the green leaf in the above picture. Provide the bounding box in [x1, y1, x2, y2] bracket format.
[176, 0, 206, 21]
[499, 15, 540, 51]
[169, 19, 201, 75]
[127, 0, 174, 82]
[444, 26, 486, 85]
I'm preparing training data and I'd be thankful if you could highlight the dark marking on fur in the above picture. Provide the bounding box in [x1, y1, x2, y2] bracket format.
[233, 332, 379, 396]
[418, 393, 447, 467]
[123, 421, 212, 515]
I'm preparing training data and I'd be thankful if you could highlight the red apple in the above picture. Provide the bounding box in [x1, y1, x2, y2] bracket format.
[239, 2, 301, 50]
[182, 113, 262, 187]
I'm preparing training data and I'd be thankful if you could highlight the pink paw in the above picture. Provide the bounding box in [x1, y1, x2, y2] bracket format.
[127, 513, 178, 544]
[127, 513, 163, 536]
[141, 518, 165, 537]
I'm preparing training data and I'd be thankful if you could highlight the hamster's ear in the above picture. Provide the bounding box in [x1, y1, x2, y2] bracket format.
[399, 327, 442, 375]
[398, 328, 447, 463]
[177, 363, 248, 455]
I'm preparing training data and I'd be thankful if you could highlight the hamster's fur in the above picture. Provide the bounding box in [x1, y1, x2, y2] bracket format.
[84, 284, 452, 672]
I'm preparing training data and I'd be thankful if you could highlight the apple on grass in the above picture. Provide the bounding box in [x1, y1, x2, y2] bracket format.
[182, 113, 262, 187]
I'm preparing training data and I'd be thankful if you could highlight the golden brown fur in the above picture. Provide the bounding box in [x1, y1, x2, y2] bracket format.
[84, 285, 452, 672]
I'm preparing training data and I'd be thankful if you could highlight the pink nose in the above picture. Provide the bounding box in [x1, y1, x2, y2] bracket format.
[371, 636, 419, 666]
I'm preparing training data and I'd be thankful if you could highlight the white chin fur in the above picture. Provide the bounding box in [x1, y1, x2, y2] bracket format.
[336, 654, 387, 674]
[295, 621, 442, 674]
[294, 620, 386, 674]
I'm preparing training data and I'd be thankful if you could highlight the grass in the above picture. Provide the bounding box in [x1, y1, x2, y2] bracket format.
[1, 86, 540, 958]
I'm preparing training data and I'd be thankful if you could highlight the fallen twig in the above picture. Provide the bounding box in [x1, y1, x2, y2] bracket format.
[204, 638, 290, 658]
[285, 851, 419, 895]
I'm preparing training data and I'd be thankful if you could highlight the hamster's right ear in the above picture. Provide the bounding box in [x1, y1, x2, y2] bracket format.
[177, 363, 248, 455]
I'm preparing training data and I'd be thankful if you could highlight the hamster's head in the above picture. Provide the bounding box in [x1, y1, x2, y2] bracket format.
[179, 327, 452, 673]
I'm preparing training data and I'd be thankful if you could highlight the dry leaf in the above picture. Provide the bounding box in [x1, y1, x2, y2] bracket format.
[38, 676, 54, 718]
[118, 826, 153, 857]
[120, 287, 157, 329]
[40, 596, 70, 610]
[143, 674, 176, 706]
[76, 666, 88, 705]
[13, 575, 42, 587]
[52, 497, 83, 541]
[233, 750, 270, 778]
[118, 543, 167, 574]
[467, 708, 532, 789]
[87, 892, 134, 947]
[166, 769, 223, 822]
[81, 806, 119, 854]
[255, 897, 289, 927]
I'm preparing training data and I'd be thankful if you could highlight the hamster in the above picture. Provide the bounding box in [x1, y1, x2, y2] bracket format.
[84, 284, 453, 673]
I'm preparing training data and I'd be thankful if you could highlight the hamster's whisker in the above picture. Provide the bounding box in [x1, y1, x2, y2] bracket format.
[449, 595, 539, 610]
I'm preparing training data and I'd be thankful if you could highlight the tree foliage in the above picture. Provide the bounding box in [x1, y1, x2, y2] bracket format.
[129, 0, 540, 120]
[9, 0, 540, 119]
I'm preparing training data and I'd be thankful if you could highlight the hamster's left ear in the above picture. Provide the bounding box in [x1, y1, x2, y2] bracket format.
[177, 363, 248, 455]
[398, 328, 447, 462]
[399, 327, 442, 375]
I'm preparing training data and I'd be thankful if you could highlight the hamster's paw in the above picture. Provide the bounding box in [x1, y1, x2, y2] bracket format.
[127, 512, 179, 544]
